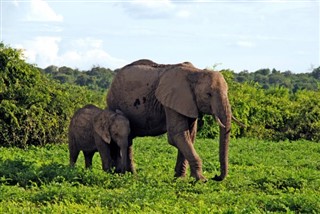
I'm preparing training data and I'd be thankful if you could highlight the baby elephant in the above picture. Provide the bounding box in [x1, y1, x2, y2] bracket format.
[68, 104, 131, 173]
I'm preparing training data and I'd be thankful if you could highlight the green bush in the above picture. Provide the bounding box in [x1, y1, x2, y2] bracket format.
[198, 70, 320, 142]
[0, 43, 105, 147]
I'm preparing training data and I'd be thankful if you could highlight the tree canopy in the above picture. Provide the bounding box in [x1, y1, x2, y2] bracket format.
[234, 68, 320, 92]
[43, 65, 114, 91]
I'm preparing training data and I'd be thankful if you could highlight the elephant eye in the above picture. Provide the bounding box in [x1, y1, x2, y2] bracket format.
[206, 92, 212, 97]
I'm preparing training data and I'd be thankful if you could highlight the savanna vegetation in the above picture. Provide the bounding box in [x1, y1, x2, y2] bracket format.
[0, 138, 319, 213]
[0, 42, 319, 212]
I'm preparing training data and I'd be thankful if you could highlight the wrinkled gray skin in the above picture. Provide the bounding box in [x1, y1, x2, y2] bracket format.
[68, 104, 131, 173]
[107, 59, 234, 181]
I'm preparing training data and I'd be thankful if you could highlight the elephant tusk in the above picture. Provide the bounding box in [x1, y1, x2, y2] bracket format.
[215, 115, 226, 128]
[232, 116, 246, 128]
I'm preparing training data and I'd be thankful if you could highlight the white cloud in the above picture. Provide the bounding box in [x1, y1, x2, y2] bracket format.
[26, 0, 63, 22]
[17, 37, 126, 70]
[58, 38, 127, 69]
[16, 37, 61, 66]
[70, 38, 103, 50]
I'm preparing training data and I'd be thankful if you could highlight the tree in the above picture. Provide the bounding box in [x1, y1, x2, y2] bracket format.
[311, 66, 320, 80]
[44, 65, 59, 74]
[255, 68, 270, 76]
[75, 74, 89, 86]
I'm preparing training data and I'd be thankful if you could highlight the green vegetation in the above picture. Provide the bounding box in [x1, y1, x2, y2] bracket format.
[234, 68, 320, 92]
[0, 137, 319, 213]
[43, 65, 114, 91]
[1, 43, 320, 146]
[198, 70, 320, 142]
[0, 43, 105, 147]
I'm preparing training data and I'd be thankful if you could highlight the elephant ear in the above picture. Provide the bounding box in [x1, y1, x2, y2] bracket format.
[93, 111, 112, 144]
[155, 68, 198, 118]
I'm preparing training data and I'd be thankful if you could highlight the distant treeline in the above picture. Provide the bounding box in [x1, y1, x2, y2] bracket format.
[234, 68, 320, 92]
[42, 65, 320, 92]
[42, 65, 114, 91]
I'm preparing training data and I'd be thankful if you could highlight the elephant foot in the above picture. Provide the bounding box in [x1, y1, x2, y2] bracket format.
[114, 168, 125, 174]
[212, 174, 225, 182]
[189, 161, 206, 181]
[102, 165, 113, 173]
[174, 171, 187, 178]
[193, 174, 207, 182]
[115, 166, 135, 174]
[190, 169, 207, 182]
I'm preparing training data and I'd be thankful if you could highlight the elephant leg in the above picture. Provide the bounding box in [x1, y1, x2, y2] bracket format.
[189, 118, 198, 143]
[174, 118, 197, 177]
[174, 151, 188, 177]
[97, 143, 112, 172]
[165, 108, 205, 181]
[83, 150, 95, 169]
[109, 142, 119, 169]
[109, 142, 124, 173]
[115, 144, 128, 174]
[69, 148, 80, 167]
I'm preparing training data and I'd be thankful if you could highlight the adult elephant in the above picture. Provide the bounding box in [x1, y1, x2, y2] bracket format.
[107, 59, 239, 181]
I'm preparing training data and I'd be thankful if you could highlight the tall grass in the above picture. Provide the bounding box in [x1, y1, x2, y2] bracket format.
[0, 137, 319, 213]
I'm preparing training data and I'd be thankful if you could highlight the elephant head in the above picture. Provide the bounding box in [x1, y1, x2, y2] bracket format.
[93, 109, 130, 173]
[155, 66, 231, 181]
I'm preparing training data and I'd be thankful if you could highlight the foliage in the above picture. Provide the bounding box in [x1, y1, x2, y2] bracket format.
[0, 137, 319, 213]
[198, 70, 320, 142]
[0, 43, 105, 147]
[43, 65, 114, 91]
[234, 67, 320, 92]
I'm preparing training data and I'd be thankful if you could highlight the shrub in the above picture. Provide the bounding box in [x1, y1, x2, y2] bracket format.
[0, 43, 105, 147]
[198, 70, 320, 142]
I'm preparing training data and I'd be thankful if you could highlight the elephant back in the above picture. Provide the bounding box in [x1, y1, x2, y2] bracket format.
[69, 104, 102, 150]
[107, 63, 166, 137]
[124, 59, 158, 67]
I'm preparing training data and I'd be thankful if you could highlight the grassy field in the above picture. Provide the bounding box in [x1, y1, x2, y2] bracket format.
[0, 137, 319, 213]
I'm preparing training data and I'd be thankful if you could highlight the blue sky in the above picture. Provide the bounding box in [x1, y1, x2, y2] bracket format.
[1, 0, 319, 73]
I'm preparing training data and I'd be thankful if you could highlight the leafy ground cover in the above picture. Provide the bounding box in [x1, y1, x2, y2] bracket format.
[0, 137, 319, 213]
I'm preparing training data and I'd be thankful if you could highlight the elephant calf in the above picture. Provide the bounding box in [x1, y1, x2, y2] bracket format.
[68, 104, 132, 173]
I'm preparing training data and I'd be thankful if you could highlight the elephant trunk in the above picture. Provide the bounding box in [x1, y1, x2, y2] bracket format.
[213, 98, 231, 181]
